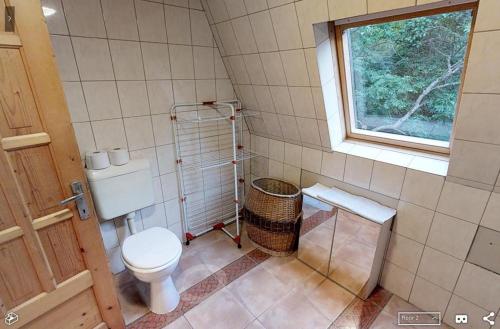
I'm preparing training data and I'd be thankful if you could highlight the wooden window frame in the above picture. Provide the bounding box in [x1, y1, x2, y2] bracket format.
[334, 3, 477, 155]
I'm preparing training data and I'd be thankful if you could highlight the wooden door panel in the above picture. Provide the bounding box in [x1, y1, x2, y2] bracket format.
[9, 145, 64, 218]
[0, 186, 17, 230]
[0, 238, 42, 310]
[0, 48, 41, 135]
[22, 289, 102, 329]
[37, 220, 85, 284]
[0, 0, 124, 327]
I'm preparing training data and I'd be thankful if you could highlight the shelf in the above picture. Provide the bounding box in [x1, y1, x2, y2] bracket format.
[178, 149, 257, 170]
[175, 111, 258, 124]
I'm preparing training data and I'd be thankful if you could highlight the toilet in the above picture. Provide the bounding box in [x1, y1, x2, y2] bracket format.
[86, 159, 182, 314]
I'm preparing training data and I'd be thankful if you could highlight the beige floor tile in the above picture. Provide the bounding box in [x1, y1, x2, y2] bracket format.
[306, 279, 355, 322]
[172, 251, 213, 293]
[227, 265, 289, 317]
[198, 238, 246, 271]
[185, 288, 254, 329]
[258, 289, 332, 329]
[370, 311, 407, 329]
[245, 319, 266, 329]
[163, 316, 193, 329]
[116, 281, 149, 325]
[262, 255, 323, 291]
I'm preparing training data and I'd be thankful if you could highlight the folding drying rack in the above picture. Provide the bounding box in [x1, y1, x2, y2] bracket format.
[170, 101, 256, 248]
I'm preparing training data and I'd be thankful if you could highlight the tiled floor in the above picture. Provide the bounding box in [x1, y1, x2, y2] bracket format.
[116, 208, 453, 329]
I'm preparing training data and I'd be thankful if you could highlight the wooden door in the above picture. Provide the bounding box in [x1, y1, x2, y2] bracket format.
[0, 1, 124, 328]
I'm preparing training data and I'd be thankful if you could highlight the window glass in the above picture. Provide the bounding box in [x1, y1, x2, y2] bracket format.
[343, 10, 473, 145]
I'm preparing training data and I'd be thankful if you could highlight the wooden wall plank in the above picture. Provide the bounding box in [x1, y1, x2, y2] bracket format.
[22, 289, 101, 329]
[0, 238, 42, 310]
[0, 226, 23, 244]
[1, 270, 93, 329]
[1, 132, 50, 150]
[37, 220, 85, 284]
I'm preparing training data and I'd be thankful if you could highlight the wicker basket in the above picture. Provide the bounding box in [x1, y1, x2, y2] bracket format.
[243, 178, 302, 256]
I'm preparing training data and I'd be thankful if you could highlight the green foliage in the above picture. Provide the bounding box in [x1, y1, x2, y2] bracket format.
[348, 10, 473, 140]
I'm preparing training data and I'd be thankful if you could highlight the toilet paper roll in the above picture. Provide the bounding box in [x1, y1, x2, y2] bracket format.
[85, 151, 110, 170]
[108, 148, 129, 166]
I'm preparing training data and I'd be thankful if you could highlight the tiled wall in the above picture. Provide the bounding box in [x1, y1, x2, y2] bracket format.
[43, 0, 235, 273]
[249, 135, 500, 328]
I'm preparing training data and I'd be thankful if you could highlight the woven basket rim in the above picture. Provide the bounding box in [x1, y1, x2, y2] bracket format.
[251, 177, 301, 198]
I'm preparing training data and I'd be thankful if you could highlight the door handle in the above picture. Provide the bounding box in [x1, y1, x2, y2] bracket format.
[60, 181, 90, 220]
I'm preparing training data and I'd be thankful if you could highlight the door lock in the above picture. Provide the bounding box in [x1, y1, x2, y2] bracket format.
[60, 181, 90, 220]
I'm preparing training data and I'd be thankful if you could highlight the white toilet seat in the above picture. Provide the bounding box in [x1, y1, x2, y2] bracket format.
[121, 226, 183, 314]
[122, 227, 182, 270]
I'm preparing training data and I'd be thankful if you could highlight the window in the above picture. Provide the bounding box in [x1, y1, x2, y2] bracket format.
[336, 5, 475, 153]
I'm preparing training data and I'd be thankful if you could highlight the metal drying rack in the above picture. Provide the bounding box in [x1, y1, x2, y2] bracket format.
[170, 100, 256, 248]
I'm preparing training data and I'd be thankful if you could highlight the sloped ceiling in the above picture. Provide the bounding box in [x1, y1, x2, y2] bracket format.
[202, 0, 332, 150]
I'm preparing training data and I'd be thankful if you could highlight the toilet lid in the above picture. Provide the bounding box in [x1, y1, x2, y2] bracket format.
[122, 227, 181, 269]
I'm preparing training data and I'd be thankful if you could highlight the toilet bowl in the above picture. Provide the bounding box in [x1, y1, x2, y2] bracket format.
[121, 226, 182, 314]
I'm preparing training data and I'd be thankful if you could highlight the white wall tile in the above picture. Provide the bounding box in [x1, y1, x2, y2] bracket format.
[232, 16, 258, 54]
[249, 11, 279, 52]
[135, 0, 167, 42]
[169, 45, 195, 79]
[280, 49, 310, 86]
[269, 139, 285, 162]
[417, 247, 463, 291]
[270, 86, 294, 115]
[101, 0, 139, 40]
[141, 43, 171, 80]
[157, 144, 177, 174]
[63, 82, 89, 122]
[117, 81, 150, 117]
[224, 0, 246, 18]
[130, 147, 160, 177]
[51, 35, 79, 81]
[295, 0, 329, 48]
[320, 151, 345, 180]
[270, 4, 302, 50]
[289, 87, 316, 118]
[380, 261, 415, 300]
[72, 37, 115, 81]
[216, 21, 240, 55]
[284, 142, 302, 167]
[268, 159, 284, 178]
[437, 181, 490, 224]
[444, 295, 490, 329]
[161, 172, 180, 201]
[124, 116, 155, 150]
[343, 155, 373, 189]
[82, 81, 122, 121]
[244, 0, 267, 13]
[141, 203, 168, 229]
[148, 80, 175, 114]
[455, 94, 500, 145]
[207, 0, 229, 22]
[370, 162, 405, 199]
[243, 54, 267, 85]
[427, 213, 477, 260]
[165, 5, 192, 45]
[409, 277, 451, 315]
[191, 10, 213, 47]
[165, 198, 182, 226]
[92, 119, 128, 150]
[386, 233, 424, 273]
[395, 201, 434, 244]
[62, 0, 106, 37]
[481, 192, 500, 232]
[109, 40, 145, 80]
[328, 0, 367, 20]
[454, 262, 500, 311]
[400, 169, 444, 210]
[260, 52, 287, 86]
[448, 140, 500, 186]
[297, 118, 321, 146]
[72, 122, 97, 157]
[42, 0, 68, 35]
[283, 164, 301, 186]
[301, 147, 322, 174]
[193, 47, 215, 79]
